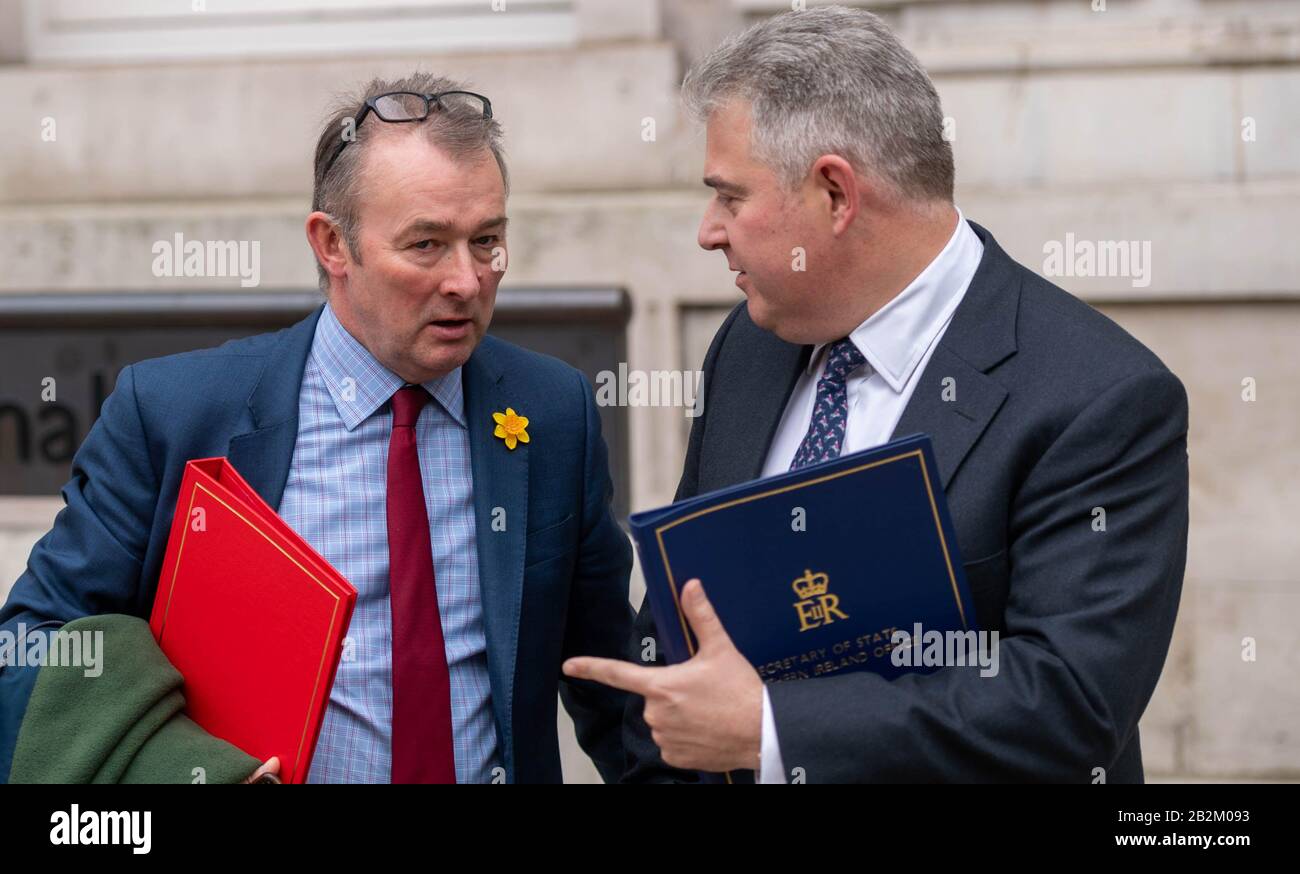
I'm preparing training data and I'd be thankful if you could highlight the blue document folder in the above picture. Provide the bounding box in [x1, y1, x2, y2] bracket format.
[630, 434, 977, 684]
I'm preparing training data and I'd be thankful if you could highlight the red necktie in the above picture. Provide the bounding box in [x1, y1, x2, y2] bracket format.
[387, 385, 456, 783]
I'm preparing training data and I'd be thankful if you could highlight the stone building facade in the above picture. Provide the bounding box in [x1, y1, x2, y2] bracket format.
[0, 0, 1296, 781]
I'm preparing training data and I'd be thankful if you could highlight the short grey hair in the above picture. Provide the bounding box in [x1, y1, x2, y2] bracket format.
[682, 5, 953, 203]
[310, 72, 509, 290]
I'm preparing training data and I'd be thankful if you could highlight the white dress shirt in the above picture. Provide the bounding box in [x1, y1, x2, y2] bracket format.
[756, 209, 984, 783]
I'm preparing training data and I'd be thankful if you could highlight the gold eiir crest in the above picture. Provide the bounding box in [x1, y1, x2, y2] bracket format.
[792, 569, 849, 632]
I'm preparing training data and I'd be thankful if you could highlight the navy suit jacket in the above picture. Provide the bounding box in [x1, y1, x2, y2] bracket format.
[0, 305, 635, 783]
[625, 222, 1189, 783]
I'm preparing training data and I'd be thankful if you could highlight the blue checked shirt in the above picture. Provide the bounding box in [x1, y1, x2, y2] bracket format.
[278, 303, 500, 783]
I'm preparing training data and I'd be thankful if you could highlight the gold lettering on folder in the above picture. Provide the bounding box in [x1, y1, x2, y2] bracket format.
[792, 569, 849, 632]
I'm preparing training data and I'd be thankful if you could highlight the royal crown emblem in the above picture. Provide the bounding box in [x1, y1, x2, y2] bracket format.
[791, 569, 849, 632]
[791, 569, 830, 600]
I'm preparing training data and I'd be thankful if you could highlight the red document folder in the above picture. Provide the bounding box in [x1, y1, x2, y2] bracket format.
[149, 458, 357, 784]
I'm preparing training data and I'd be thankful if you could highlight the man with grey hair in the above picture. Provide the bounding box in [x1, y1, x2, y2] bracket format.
[568, 6, 1188, 783]
[1, 72, 639, 783]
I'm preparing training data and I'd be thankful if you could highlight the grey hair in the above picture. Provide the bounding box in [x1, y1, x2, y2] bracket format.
[310, 72, 509, 291]
[681, 5, 953, 203]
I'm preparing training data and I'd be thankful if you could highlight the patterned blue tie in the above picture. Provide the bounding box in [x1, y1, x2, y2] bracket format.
[790, 337, 866, 470]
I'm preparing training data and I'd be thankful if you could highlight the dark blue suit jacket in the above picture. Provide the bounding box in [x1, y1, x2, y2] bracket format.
[625, 222, 1190, 783]
[0, 306, 635, 783]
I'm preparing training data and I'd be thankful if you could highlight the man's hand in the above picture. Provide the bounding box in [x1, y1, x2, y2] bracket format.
[243, 756, 281, 784]
[563, 579, 763, 773]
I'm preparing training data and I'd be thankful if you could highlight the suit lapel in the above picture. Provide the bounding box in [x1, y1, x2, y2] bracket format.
[890, 346, 1007, 489]
[890, 221, 1020, 489]
[705, 323, 809, 492]
[228, 311, 527, 775]
[721, 221, 1021, 493]
[227, 306, 324, 510]
[461, 340, 527, 778]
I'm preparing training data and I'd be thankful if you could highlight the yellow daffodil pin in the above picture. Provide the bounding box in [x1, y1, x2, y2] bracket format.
[492, 407, 530, 450]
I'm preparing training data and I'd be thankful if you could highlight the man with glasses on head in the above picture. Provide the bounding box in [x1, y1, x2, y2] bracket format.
[0, 74, 639, 784]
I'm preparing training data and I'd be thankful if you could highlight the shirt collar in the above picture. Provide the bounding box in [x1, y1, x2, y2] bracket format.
[807, 208, 983, 393]
[311, 302, 466, 431]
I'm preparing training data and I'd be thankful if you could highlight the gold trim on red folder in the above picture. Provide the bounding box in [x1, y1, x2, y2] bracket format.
[156, 478, 342, 780]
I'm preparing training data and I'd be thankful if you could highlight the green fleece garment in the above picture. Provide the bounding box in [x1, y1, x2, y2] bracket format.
[9, 614, 260, 784]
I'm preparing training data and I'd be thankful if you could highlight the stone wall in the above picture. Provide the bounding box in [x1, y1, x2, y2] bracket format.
[0, 0, 1296, 781]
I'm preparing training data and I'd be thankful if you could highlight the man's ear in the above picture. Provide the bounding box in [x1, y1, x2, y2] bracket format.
[809, 155, 860, 236]
[305, 212, 352, 284]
